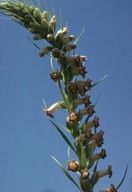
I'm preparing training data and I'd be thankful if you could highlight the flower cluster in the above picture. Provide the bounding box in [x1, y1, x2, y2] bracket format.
[0, 1, 127, 192]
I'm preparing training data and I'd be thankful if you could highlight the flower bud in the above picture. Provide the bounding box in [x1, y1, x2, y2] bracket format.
[47, 34, 55, 43]
[62, 35, 75, 45]
[42, 11, 48, 21]
[33, 33, 44, 40]
[49, 15, 56, 33]
[68, 160, 80, 172]
[55, 27, 68, 41]
[29, 6, 35, 14]
[39, 46, 52, 57]
[41, 19, 48, 30]
[33, 7, 43, 21]
[63, 44, 77, 52]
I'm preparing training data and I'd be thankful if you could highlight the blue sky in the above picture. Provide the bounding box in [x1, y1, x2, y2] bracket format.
[0, 0, 132, 192]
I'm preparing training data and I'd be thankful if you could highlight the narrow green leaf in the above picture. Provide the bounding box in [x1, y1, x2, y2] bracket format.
[49, 119, 77, 155]
[116, 164, 128, 190]
[67, 146, 71, 160]
[51, 156, 82, 192]
[27, 36, 41, 49]
[92, 75, 108, 88]
[74, 28, 85, 45]
[53, 118, 71, 133]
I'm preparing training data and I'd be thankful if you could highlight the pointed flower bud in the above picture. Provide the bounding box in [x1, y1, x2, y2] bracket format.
[42, 11, 48, 21]
[63, 44, 77, 52]
[62, 35, 75, 45]
[49, 15, 56, 33]
[39, 46, 52, 57]
[47, 34, 55, 43]
[55, 27, 68, 40]
[33, 7, 43, 21]
[68, 160, 80, 172]
[41, 19, 48, 30]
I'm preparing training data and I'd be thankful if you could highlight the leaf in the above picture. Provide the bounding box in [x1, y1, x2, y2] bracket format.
[27, 36, 41, 49]
[74, 28, 85, 45]
[116, 164, 128, 190]
[53, 118, 71, 133]
[67, 146, 71, 160]
[51, 156, 82, 192]
[92, 75, 108, 88]
[49, 119, 77, 155]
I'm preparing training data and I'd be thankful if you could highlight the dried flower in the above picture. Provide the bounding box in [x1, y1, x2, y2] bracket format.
[91, 148, 107, 161]
[81, 168, 89, 179]
[79, 105, 95, 119]
[75, 95, 91, 106]
[103, 184, 117, 192]
[50, 71, 61, 82]
[86, 116, 100, 129]
[67, 111, 78, 123]
[97, 165, 113, 178]
[68, 82, 79, 94]
[52, 47, 60, 58]
[68, 160, 80, 172]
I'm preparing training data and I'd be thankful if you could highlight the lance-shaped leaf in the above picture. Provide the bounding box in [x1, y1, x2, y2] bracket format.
[92, 75, 108, 88]
[51, 156, 82, 192]
[50, 119, 77, 156]
[116, 164, 128, 190]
